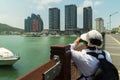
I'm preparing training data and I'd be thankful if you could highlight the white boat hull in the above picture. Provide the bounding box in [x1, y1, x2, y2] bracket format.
[0, 56, 20, 65]
[0, 47, 20, 65]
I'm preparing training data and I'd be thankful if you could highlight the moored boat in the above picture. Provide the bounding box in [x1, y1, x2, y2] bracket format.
[0, 47, 20, 65]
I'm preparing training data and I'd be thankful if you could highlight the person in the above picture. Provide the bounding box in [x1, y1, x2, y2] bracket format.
[70, 30, 112, 80]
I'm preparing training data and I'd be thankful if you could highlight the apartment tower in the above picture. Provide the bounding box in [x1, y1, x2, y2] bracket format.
[49, 8, 60, 34]
[65, 4, 77, 35]
[83, 6, 92, 32]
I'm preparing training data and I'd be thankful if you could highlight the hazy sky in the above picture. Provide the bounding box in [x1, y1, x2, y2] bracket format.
[0, 0, 120, 30]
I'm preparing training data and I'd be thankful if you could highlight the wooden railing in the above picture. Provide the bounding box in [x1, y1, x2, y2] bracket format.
[50, 44, 71, 80]
[17, 33, 105, 80]
[17, 59, 56, 80]
[17, 44, 78, 80]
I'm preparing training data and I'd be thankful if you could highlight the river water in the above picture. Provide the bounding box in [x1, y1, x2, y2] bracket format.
[0, 35, 77, 80]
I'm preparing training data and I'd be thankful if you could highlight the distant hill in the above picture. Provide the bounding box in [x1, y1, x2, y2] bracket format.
[0, 23, 24, 34]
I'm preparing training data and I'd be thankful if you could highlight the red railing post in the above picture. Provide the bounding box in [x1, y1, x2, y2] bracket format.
[51, 44, 71, 80]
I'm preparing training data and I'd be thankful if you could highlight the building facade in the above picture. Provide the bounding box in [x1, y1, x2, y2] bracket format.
[25, 17, 32, 32]
[24, 13, 43, 32]
[49, 8, 60, 34]
[65, 4, 77, 35]
[83, 6, 92, 32]
[95, 18, 105, 32]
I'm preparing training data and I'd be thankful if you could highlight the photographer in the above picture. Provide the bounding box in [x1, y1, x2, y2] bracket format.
[70, 30, 112, 80]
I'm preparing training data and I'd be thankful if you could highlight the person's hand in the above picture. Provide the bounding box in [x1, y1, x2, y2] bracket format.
[74, 37, 80, 46]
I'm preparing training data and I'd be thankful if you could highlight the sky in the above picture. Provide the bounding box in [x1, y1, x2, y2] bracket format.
[0, 0, 120, 30]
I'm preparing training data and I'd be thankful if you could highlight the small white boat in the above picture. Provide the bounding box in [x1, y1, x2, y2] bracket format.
[0, 47, 20, 65]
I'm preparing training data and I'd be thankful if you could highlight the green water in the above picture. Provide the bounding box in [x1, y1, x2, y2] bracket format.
[0, 35, 77, 80]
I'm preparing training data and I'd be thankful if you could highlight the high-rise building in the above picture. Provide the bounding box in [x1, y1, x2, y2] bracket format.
[83, 6, 92, 32]
[65, 4, 77, 35]
[49, 8, 60, 34]
[37, 15, 43, 32]
[24, 13, 43, 32]
[31, 14, 39, 32]
[25, 17, 32, 32]
[95, 18, 105, 32]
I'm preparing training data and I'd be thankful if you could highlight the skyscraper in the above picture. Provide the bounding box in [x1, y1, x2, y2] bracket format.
[37, 15, 44, 32]
[95, 18, 105, 32]
[31, 14, 39, 32]
[83, 6, 92, 32]
[25, 17, 32, 32]
[49, 8, 60, 34]
[24, 13, 43, 32]
[65, 4, 77, 35]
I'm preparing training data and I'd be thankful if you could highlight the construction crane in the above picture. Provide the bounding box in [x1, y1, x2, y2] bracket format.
[110, 11, 118, 17]
[109, 11, 119, 31]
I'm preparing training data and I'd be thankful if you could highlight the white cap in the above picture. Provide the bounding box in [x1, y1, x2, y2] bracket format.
[80, 30, 103, 48]
[80, 33, 88, 42]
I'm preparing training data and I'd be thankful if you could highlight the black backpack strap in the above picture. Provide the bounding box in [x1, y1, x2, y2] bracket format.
[100, 50, 106, 59]
[86, 50, 106, 60]
[86, 52, 98, 59]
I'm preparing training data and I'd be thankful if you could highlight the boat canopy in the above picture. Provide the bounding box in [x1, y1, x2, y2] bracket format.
[0, 48, 14, 58]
